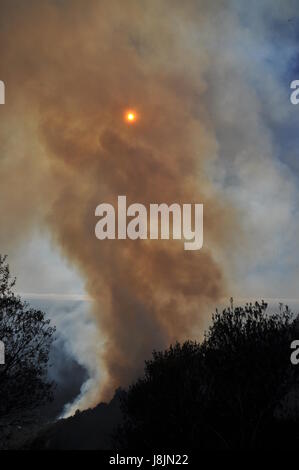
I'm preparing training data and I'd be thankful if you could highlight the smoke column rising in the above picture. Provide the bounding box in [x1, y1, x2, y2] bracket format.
[2, 0, 295, 411]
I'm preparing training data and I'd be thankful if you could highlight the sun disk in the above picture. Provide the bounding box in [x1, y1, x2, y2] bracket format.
[125, 110, 137, 123]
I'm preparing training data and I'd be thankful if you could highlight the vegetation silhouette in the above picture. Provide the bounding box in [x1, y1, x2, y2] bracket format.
[2, 253, 299, 450]
[0, 255, 56, 447]
[115, 300, 299, 450]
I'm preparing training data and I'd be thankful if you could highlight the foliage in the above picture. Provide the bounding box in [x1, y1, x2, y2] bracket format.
[0, 255, 56, 428]
[116, 300, 299, 449]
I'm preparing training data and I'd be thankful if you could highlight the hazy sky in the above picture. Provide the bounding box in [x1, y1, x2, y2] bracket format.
[2, 0, 299, 301]
[1, 0, 299, 411]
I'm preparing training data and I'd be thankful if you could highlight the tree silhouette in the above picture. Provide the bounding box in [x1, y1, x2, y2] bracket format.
[0, 255, 56, 436]
[116, 301, 299, 449]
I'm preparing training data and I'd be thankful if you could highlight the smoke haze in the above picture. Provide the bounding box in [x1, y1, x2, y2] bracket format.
[1, 0, 299, 411]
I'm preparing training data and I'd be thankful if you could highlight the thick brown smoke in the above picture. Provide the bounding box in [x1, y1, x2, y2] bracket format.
[0, 0, 239, 407]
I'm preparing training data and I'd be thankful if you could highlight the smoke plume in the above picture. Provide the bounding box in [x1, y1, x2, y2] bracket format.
[3, 0, 294, 411]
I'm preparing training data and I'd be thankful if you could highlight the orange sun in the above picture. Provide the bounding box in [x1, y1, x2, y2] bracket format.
[124, 110, 137, 124]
